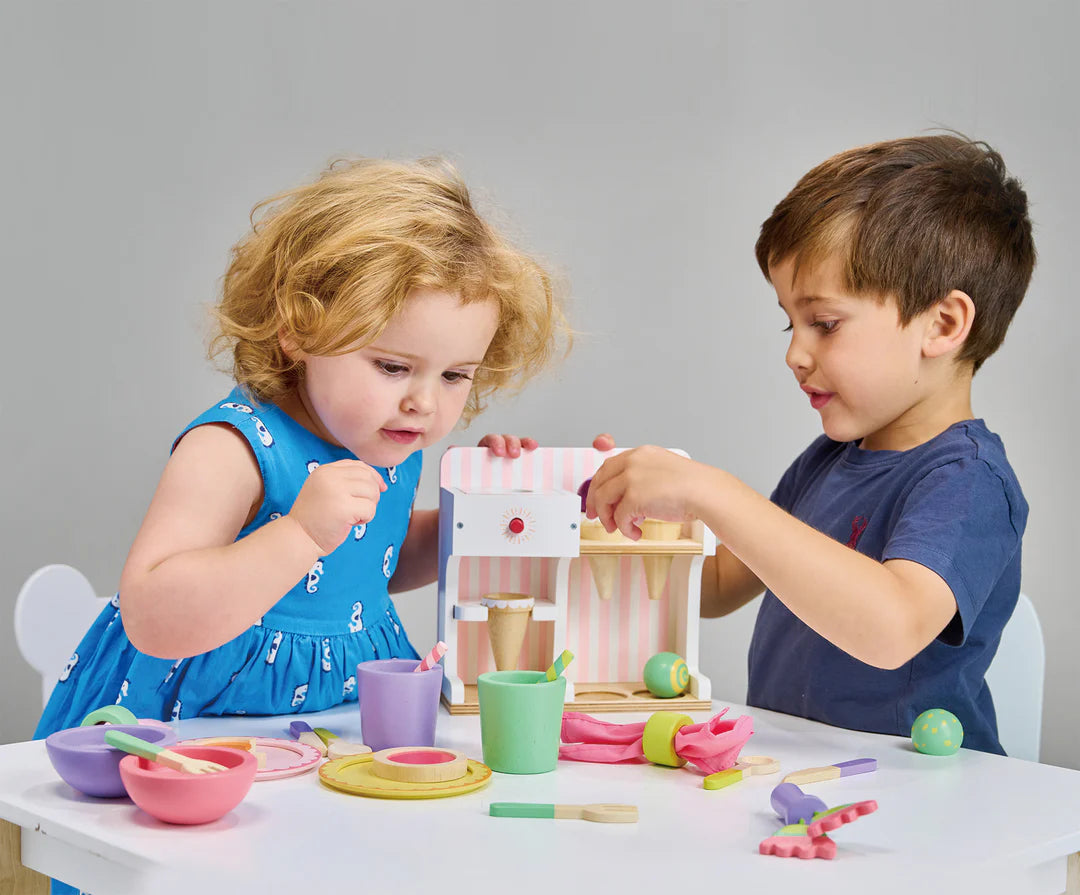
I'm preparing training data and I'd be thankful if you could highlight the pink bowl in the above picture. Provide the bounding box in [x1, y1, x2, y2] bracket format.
[118, 745, 257, 824]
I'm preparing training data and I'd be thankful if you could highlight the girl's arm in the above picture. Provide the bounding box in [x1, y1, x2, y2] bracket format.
[119, 424, 384, 658]
[388, 508, 439, 593]
[587, 447, 957, 669]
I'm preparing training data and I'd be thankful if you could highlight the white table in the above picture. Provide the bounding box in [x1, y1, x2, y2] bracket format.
[2, 700, 1079, 895]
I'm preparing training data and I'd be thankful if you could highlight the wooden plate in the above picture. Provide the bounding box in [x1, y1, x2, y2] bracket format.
[184, 736, 322, 781]
[319, 753, 491, 799]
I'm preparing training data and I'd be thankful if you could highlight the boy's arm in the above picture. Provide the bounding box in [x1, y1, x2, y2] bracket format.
[587, 447, 957, 670]
[701, 546, 765, 618]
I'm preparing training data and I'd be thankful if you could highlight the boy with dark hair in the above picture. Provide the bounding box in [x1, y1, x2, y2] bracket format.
[586, 135, 1035, 754]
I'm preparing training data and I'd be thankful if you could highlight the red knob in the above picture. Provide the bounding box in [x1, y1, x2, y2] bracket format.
[508, 516, 525, 534]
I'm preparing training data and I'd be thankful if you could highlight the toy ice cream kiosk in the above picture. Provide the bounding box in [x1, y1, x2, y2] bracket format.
[437, 446, 714, 713]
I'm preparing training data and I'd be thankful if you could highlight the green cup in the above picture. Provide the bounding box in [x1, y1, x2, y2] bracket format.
[477, 670, 567, 774]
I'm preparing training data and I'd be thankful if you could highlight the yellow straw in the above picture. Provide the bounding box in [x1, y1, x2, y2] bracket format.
[544, 649, 574, 681]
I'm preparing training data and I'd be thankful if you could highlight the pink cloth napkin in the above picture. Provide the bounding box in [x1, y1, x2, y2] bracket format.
[559, 707, 754, 775]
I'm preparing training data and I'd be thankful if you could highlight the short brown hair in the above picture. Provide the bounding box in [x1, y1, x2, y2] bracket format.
[755, 135, 1035, 371]
[210, 157, 567, 421]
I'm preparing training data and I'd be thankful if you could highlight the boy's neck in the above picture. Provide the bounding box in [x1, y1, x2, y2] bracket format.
[859, 367, 974, 452]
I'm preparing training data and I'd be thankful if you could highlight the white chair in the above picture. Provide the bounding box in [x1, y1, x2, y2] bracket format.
[986, 592, 1045, 762]
[14, 564, 111, 707]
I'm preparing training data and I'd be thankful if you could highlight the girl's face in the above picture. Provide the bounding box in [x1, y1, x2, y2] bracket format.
[289, 288, 499, 466]
[772, 254, 940, 452]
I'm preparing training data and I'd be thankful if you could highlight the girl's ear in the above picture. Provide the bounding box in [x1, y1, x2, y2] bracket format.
[923, 290, 975, 359]
[278, 328, 304, 362]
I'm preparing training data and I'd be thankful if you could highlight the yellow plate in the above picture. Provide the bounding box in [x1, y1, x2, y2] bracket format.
[319, 753, 492, 799]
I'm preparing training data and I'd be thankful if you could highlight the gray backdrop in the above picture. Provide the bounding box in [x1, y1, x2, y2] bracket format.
[3, 1, 1077, 769]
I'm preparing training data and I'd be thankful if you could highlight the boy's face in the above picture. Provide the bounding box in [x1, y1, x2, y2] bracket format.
[291, 288, 498, 466]
[771, 254, 940, 451]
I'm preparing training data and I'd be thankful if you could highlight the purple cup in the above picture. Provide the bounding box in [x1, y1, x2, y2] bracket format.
[356, 658, 443, 752]
[45, 724, 178, 798]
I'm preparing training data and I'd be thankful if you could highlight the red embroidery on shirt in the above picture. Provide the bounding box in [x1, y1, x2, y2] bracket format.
[848, 515, 869, 549]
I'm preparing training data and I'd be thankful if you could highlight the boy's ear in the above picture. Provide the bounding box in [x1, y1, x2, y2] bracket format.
[923, 290, 975, 359]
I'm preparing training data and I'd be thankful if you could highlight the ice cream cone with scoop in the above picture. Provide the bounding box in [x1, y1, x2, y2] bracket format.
[481, 594, 534, 670]
[639, 519, 683, 600]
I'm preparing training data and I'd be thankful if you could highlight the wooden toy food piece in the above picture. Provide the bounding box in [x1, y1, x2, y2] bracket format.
[489, 802, 639, 823]
[309, 726, 371, 759]
[105, 730, 228, 774]
[183, 736, 266, 768]
[639, 519, 682, 600]
[370, 747, 468, 783]
[481, 593, 533, 671]
[328, 739, 372, 760]
[288, 720, 328, 757]
[578, 515, 626, 600]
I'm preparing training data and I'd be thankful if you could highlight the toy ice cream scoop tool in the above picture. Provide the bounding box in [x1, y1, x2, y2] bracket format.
[759, 782, 879, 859]
[559, 707, 753, 775]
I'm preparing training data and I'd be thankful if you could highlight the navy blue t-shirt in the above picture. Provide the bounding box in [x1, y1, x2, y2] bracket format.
[746, 419, 1027, 754]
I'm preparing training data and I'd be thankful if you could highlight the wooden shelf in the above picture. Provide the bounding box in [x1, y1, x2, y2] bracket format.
[579, 539, 704, 556]
[443, 681, 712, 715]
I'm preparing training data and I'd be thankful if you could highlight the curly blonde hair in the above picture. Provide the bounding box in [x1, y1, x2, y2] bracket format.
[210, 157, 567, 422]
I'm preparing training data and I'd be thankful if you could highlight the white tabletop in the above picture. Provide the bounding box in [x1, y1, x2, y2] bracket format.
[3, 700, 1079, 895]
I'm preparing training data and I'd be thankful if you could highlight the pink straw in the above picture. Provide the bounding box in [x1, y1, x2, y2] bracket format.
[414, 641, 448, 673]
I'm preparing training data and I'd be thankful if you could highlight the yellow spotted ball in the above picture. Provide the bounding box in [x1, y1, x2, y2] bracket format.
[643, 652, 690, 698]
[912, 708, 964, 755]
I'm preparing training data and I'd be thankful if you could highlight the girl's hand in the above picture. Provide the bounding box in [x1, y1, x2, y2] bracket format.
[477, 433, 538, 458]
[288, 459, 388, 554]
[592, 432, 616, 451]
[584, 445, 700, 539]
[478, 432, 617, 457]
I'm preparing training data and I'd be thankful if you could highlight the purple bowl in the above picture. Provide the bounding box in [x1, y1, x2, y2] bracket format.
[45, 724, 178, 798]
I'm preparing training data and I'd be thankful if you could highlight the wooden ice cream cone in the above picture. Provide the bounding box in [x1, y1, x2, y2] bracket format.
[481, 594, 534, 671]
[639, 519, 683, 541]
[579, 515, 627, 600]
[587, 555, 618, 600]
[640, 519, 682, 601]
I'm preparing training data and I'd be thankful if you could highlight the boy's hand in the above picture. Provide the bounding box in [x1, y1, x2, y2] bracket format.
[585, 445, 699, 539]
[287, 459, 387, 554]
[477, 433, 539, 458]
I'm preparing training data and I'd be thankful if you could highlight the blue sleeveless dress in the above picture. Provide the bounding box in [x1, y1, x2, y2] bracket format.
[35, 387, 421, 738]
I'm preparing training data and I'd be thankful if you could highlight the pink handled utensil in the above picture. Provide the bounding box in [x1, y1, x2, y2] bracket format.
[415, 641, 448, 673]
